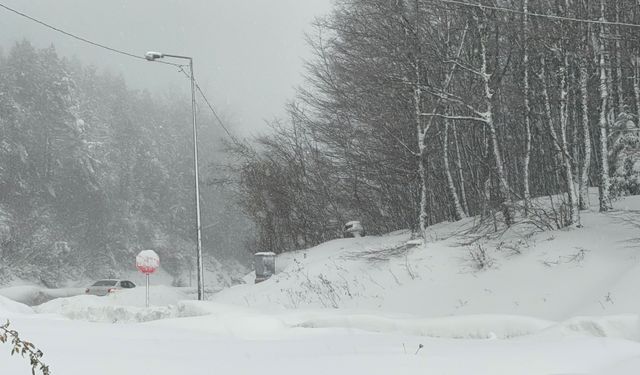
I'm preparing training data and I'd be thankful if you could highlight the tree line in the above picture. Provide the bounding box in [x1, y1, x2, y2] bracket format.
[226, 0, 640, 253]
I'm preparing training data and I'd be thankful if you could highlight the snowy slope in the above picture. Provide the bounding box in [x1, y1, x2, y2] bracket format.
[214, 194, 640, 323]
[0, 295, 33, 316]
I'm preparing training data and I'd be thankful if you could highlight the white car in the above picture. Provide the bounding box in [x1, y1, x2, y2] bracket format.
[85, 279, 136, 296]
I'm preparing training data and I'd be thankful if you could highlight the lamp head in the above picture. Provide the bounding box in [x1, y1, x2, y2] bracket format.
[145, 51, 164, 61]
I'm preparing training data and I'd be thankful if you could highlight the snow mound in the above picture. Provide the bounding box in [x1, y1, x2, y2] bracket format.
[295, 314, 554, 339]
[538, 315, 640, 341]
[37, 297, 174, 323]
[158, 302, 640, 341]
[34, 286, 188, 323]
[175, 300, 246, 318]
[0, 294, 34, 316]
[295, 313, 640, 341]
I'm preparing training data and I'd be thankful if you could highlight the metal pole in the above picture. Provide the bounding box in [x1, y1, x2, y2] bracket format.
[190, 59, 205, 301]
[146, 274, 149, 308]
[146, 52, 205, 300]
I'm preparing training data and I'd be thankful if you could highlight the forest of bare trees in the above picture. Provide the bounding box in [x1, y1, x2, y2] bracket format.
[227, 0, 640, 254]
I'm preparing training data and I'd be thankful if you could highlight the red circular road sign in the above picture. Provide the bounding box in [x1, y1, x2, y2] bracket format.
[136, 250, 160, 275]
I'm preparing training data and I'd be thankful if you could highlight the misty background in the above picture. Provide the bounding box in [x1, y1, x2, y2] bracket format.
[0, 0, 332, 288]
[0, 0, 331, 136]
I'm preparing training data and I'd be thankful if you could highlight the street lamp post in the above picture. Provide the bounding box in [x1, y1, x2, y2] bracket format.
[145, 51, 205, 301]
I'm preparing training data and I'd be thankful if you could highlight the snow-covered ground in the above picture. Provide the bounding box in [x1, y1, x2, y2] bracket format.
[3, 297, 640, 374]
[3, 194, 640, 374]
[214, 196, 640, 320]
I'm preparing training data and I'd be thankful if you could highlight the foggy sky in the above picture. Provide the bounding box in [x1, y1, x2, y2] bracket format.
[0, 0, 332, 136]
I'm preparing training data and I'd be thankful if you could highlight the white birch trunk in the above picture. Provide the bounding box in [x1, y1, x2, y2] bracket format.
[540, 55, 576, 225]
[634, 55, 640, 124]
[415, 60, 429, 234]
[522, 0, 532, 215]
[540, 58, 563, 179]
[615, 2, 624, 116]
[443, 119, 466, 220]
[452, 123, 469, 214]
[479, 19, 513, 226]
[412, 2, 430, 236]
[598, 0, 612, 212]
[559, 54, 578, 224]
[579, 61, 592, 210]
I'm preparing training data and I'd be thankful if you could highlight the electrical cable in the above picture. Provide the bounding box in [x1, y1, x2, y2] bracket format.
[0, 2, 183, 67]
[177, 67, 241, 145]
[434, 0, 640, 29]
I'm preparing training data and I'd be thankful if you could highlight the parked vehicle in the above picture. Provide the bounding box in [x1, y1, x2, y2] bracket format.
[85, 279, 136, 296]
[343, 221, 365, 238]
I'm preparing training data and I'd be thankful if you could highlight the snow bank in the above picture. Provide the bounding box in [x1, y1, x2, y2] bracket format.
[294, 312, 640, 341]
[24, 290, 640, 343]
[159, 302, 640, 341]
[34, 286, 188, 323]
[37, 297, 174, 323]
[0, 285, 83, 306]
[0, 294, 34, 316]
[33, 294, 285, 330]
[295, 314, 554, 339]
[538, 315, 640, 342]
[175, 300, 248, 317]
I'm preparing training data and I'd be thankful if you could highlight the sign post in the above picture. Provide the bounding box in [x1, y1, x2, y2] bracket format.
[136, 250, 160, 308]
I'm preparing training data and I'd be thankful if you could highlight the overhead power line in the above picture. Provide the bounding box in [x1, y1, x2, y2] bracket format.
[177, 67, 241, 145]
[0, 2, 183, 67]
[435, 0, 640, 29]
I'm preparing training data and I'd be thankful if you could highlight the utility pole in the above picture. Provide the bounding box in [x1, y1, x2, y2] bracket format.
[144, 51, 205, 300]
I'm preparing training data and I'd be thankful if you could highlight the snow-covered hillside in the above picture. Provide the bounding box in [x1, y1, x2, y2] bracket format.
[214, 194, 640, 323]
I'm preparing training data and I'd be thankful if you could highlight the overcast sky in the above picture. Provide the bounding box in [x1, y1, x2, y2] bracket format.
[0, 0, 332, 136]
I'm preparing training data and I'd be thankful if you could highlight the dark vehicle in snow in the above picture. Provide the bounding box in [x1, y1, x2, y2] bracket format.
[85, 279, 136, 296]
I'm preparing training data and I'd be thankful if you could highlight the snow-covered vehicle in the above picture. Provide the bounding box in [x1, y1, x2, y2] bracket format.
[85, 279, 136, 296]
[343, 221, 365, 238]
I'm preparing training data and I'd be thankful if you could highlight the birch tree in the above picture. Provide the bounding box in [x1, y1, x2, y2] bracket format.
[598, 0, 613, 211]
[522, 0, 532, 215]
